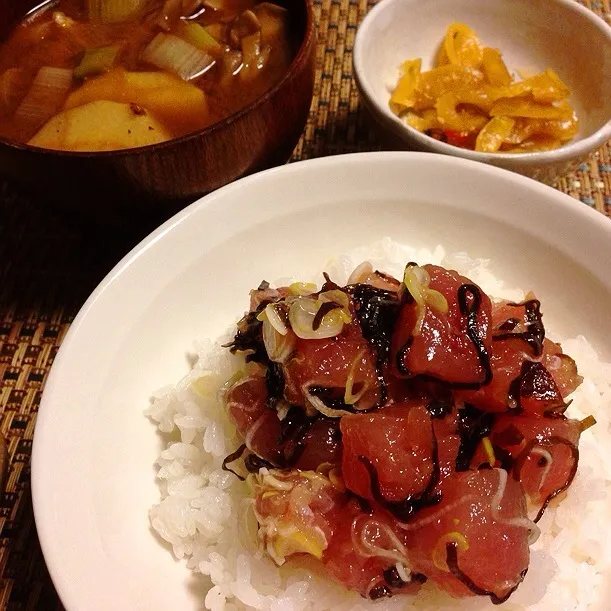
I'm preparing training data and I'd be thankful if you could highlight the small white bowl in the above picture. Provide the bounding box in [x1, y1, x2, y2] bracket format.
[353, 0, 611, 183]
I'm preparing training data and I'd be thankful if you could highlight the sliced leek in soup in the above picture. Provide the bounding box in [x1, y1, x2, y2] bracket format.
[0, 0, 294, 151]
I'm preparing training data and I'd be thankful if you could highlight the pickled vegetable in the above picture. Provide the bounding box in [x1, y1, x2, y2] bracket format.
[389, 23, 577, 153]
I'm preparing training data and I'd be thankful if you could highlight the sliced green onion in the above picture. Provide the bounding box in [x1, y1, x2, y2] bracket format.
[288, 282, 317, 296]
[347, 262, 374, 284]
[262, 320, 296, 364]
[319, 290, 351, 315]
[403, 264, 449, 336]
[141, 33, 215, 81]
[288, 296, 348, 340]
[74, 46, 119, 79]
[304, 387, 352, 419]
[258, 303, 289, 335]
[14, 67, 73, 134]
[344, 349, 368, 405]
[86, 0, 146, 23]
[178, 22, 223, 55]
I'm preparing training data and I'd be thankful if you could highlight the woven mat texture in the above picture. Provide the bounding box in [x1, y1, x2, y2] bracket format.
[0, 0, 609, 608]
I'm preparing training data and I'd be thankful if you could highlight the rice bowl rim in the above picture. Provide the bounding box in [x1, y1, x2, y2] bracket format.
[31, 152, 611, 610]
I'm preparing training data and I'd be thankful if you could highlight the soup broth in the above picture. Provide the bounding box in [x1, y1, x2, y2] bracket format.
[0, 0, 295, 150]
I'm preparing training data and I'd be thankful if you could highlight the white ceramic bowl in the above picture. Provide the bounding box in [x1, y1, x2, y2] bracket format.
[353, 0, 611, 183]
[32, 153, 611, 610]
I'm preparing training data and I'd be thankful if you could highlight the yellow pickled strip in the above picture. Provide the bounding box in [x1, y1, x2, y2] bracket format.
[526, 69, 570, 103]
[475, 116, 515, 152]
[288, 282, 317, 296]
[456, 87, 495, 112]
[435, 91, 489, 132]
[406, 108, 440, 132]
[443, 23, 483, 68]
[531, 116, 578, 141]
[504, 117, 578, 143]
[486, 69, 571, 104]
[501, 117, 536, 144]
[388, 22, 576, 153]
[487, 80, 531, 100]
[435, 42, 450, 67]
[490, 96, 574, 120]
[443, 24, 462, 65]
[389, 59, 421, 113]
[481, 47, 511, 87]
[413, 64, 484, 111]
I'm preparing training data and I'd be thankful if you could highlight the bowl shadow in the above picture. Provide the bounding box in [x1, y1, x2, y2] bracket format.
[0, 179, 156, 610]
[0, 177, 170, 320]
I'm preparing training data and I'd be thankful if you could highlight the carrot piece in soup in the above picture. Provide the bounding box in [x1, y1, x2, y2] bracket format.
[64, 68, 210, 135]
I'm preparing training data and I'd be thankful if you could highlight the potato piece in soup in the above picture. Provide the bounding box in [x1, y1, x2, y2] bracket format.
[29, 99, 172, 151]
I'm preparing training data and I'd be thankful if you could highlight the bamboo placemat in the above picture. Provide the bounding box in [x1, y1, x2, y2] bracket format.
[0, 0, 609, 609]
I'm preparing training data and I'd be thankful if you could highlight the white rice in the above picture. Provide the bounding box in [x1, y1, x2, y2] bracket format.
[146, 238, 611, 611]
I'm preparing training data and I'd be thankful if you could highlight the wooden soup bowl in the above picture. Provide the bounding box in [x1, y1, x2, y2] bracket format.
[0, 0, 316, 224]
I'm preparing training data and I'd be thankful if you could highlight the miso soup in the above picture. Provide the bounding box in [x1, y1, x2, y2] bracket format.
[0, 0, 295, 151]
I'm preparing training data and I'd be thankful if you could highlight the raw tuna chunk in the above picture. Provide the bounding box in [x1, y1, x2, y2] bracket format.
[391, 265, 492, 387]
[491, 415, 581, 520]
[340, 404, 434, 503]
[323, 499, 422, 598]
[283, 316, 381, 411]
[459, 298, 582, 413]
[401, 469, 532, 602]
